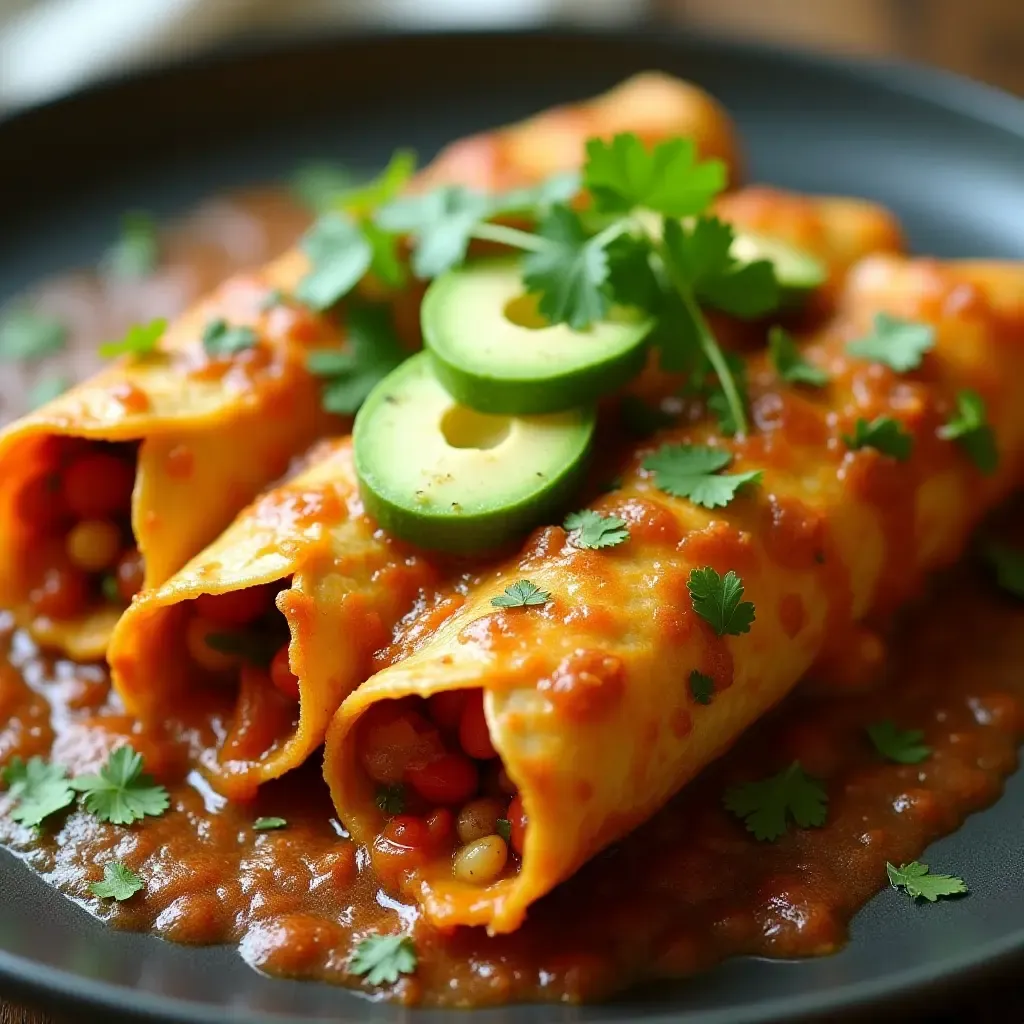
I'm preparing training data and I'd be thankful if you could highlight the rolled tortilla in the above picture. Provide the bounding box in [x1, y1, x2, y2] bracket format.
[106, 438, 444, 801]
[323, 255, 1024, 935]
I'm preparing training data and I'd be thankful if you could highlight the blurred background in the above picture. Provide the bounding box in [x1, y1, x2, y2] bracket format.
[2, 0, 1023, 114]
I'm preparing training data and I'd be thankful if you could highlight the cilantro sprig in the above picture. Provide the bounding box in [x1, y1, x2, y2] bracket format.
[375, 784, 405, 816]
[351, 933, 417, 986]
[102, 211, 159, 279]
[642, 443, 761, 509]
[72, 746, 170, 825]
[769, 326, 828, 387]
[866, 721, 931, 765]
[847, 313, 934, 372]
[687, 567, 755, 636]
[887, 861, 967, 902]
[938, 389, 998, 475]
[307, 304, 405, 415]
[99, 318, 166, 359]
[90, 862, 144, 902]
[563, 509, 629, 549]
[491, 581, 550, 609]
[254, 816, 287, 831]
[689, 670, 715, 705]
[202, 318, 257, 358]
[1, 756, 75, 828]
[724, 761, 828, 841]
[843, 416, 913, 461]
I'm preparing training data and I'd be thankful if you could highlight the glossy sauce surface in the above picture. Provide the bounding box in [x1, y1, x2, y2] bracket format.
[0, 189, 1022, 1007]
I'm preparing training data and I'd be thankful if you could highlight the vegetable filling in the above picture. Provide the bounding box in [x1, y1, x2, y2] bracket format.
[356, 692, 526, 888]
[15, 439, 143, 621]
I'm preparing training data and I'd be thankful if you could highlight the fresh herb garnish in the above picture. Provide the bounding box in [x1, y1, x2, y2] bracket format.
[202, 318, 257, 358]
[938, 389, 998, 475]
[768, 325, 828, 387]
[307, 304, 405, 415]
[491, 580, 551, 609]
[1, 756, 75, 827]
[843, 416, 913, 461]
[291, 162, 357, 213]
[331, 149, 416, 218]
[887, 861, 967, 902]
[689, 669, 714, 705]
[0, 308, 67, 362]
[253, 816, 287, 831]
[563, 509, 629, 550]
[90, 862, 143, 902]
[297, 213, 375, 311]
[71, 746, 170, 826]
[374, 784, 405, 816]
[724, 761, 828, 841]
[204, 630, 279, 668]
[351, 934, 417, 986]
[28, 374, 70, 409]
[103, 211, 159, 279]
[687, 567, 755, 637]
[98, 317, 166, 359]
[983, 542, 1024, 599]
[866, 721, 931, 765]
[643, 443, 761, 509]
[846, 313, 934, 372]
[495, 818, 512, 842]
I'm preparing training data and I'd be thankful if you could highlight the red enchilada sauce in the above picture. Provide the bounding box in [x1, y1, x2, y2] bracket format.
[0, 190, 1022, 1007]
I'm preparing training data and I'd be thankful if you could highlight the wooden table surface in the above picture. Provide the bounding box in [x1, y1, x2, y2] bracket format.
[4, 3, 1023, 1022]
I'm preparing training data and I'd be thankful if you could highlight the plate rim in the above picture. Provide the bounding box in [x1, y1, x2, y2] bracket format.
[2, 24, 1024, 1024]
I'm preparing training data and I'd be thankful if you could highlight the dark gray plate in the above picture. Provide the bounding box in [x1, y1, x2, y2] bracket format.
[1, 27, 1023, 1024]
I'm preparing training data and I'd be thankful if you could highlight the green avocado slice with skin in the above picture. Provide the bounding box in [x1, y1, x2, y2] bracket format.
[354, 352, 595, 554]
[422, 259, 654, 415]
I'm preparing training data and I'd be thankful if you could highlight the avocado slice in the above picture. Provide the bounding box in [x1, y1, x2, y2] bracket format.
[354, 353, 595, 553]
[729, 231, 827, 305]
[422, 260, 653, 415]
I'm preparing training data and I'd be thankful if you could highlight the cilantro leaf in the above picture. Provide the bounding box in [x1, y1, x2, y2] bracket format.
[375, 784, 405, 816]
[202, 318, 257, 358]
[689, 670, 714, 705]
[938, 389, 998, 475]
[867, 721, 931, 765]
[330, 149, 416, 218]
[99, 317, 166, 359]
[204, 630, 279, 668]
[983, 542, 1024, 599]
[522, 205, 611, 330]
[260, 288, 286, 312]
[253, 816, 287, 831]
[291, 162, 357, 213]
[0, 307, 67, 362]
[351, 933, 417, 986]
[491, 171, 582, 216]
[495, 818, 512, 842]
[583, 134, 726, 217]
[102, 211, 159, 279]
[563, 510, 629, 550]
[1, 756, 75, 828]
[491, 580, 551, 609]
[28, 374, 70, 410]
[768, 326, 828, 387]
[605, 233, 663, 312]
[307, 304, 406, 415]
[724, 762, 828, 841]
[90, 861, 143, 902]
[687, 567, 755, 636]
[846, 313, 935, 372]
[297, 212, 374, 310]
[662, 216, 780, 319]
[71, 746, 170, 826]
[843, 416, 913, 461]
[887, 861, 967, 902]
[642, 444, 761, 509]
[376, 185, 493, 279]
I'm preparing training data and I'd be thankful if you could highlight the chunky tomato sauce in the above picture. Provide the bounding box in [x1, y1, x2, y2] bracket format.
[1, 189, 1022, 1007]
